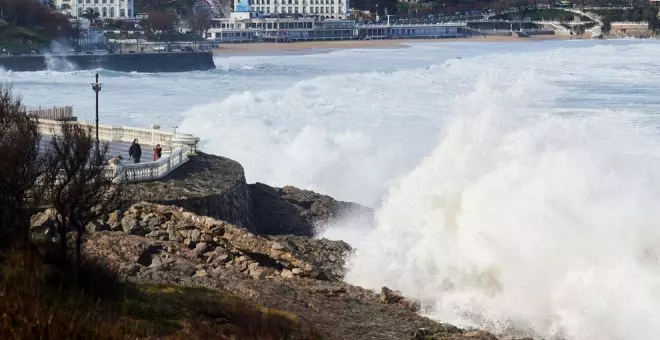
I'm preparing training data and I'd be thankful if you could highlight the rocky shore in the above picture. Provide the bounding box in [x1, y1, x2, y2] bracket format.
[30, 153, 510, 339]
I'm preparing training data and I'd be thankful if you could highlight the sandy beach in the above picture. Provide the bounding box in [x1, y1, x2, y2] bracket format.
[213, 34, 582, 55]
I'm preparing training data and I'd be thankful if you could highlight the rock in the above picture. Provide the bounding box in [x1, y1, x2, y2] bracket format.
[195, 269, 209, 278]
[210, 266, 224, 277]
[249, 183, 374, 236]
[149, 255, 168, 270]
[119, 262, 140, 276]
[292, 268, 302, 275]
[31, 211, 55, 229]
[173, 259, 196, 276]
[236, 262, 248, 272]
[249, 269, 265, 280]
[121, 216, 144, 235]
[142, 213, 165, 227]
[379, 287, 421, 312]
[215, 253, 229, 263]
[412, 328, 431, 340]
[86, 220, 110, 233]
[379, 287, 404, 304]
[190, 229, 201, 242]
[248, 262, 260, 271]
[194, 242, 209, 256]
[462, 330, 498, 339]
[146, 230, 169, 240]
[281, 269, 294, 279]
[168, 230, 182, 243]
[200, 233, 213, 243]
[270, 242, 285, 250]
[183, 238, 194, 248]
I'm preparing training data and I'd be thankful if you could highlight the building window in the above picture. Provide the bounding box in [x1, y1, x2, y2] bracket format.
[120, 8, 125, 16]
[94, 0, 98, 3]
[102, 7, 107, 16]
[110, 7, 115, 17]
[128, 9, 132, 16]
[77, 7, 83, 15]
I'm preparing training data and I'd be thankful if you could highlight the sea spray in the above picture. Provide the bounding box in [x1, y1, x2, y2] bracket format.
[44, 40, 77, 72]
[344, 72, 660, 339]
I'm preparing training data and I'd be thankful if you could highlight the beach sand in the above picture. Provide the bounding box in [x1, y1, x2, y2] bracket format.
[213, 34, 583, 55]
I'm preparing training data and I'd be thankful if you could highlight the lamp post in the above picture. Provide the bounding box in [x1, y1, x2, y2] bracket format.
[91, 73, 102, 162]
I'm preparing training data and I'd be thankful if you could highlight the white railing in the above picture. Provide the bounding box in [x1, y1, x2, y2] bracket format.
[108, 147, 188, 183]
[37, 119, 199, 183]
[36, 118, 199, 152]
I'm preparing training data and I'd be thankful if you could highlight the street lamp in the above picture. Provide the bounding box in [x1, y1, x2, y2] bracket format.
[91, 73, 102, 162]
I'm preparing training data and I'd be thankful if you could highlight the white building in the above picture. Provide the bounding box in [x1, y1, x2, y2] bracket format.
[234, 0, 349, 19]
[54, 0, 135, 19]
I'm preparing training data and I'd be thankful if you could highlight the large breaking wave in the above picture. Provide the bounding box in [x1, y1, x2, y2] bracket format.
[345, 71, 660, 339]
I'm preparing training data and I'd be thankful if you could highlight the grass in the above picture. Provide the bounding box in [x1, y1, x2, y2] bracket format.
[0, 245, 321, 339]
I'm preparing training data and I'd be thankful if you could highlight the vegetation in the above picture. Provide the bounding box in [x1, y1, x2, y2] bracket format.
[0, 87, 319, 339]
[593, 7, 659, 32]
[0, 0, 73, 49]
[492, 8, 591, 21]
[0, 250, 319, 339]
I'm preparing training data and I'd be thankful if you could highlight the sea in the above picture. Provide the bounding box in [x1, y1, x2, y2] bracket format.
[5, 39, 660, 339]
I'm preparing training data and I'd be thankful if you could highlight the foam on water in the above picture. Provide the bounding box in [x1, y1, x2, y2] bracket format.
[344, 69, 660, 339]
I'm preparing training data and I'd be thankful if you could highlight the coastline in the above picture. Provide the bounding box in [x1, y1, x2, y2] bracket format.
[213, 34, 583, 55]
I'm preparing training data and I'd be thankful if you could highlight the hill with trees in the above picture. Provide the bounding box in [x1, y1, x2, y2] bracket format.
[0, 0, 74, 52]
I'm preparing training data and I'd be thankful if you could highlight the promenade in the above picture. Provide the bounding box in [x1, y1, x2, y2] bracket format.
[31, 106, 199, 182]
[38, 138, 135, 163]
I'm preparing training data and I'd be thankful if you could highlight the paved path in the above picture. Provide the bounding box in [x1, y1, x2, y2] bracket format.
[38, 138, 152, 164]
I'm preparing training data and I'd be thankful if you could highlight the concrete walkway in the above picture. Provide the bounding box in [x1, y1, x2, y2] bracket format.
[38, 138, 152, 163]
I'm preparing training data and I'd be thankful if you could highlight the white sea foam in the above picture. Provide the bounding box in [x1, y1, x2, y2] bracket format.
[344, 70, 660, 339]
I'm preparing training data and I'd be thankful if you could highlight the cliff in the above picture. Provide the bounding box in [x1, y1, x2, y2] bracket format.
[0, 52, 215, 72]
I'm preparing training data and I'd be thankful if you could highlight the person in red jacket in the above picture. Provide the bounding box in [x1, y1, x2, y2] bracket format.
[153, 144, 163, 161]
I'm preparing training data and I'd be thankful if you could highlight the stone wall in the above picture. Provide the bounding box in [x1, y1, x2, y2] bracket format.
[122, 153, 253, 231]
[0, 52, 215, 72]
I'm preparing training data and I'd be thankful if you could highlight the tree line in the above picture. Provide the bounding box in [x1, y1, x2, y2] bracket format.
[0, 87, 122, 278]
[0, 0, 74, 42]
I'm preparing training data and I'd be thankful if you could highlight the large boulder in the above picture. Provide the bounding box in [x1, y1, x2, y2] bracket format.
[249, 183, 373, 236]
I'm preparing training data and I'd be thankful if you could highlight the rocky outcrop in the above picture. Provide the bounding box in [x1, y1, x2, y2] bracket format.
[250, 182, 373, 236]
[94, 202, 351, 282]
[122, 153, 253, 231]
[29, 199, 519, 340]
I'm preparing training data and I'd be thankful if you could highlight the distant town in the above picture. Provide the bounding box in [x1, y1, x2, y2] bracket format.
[1, 0, 659, 55]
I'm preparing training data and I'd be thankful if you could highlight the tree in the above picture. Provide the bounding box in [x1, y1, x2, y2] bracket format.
[602, 17, 611, 34]
[140, 10, 178, 37]
[81, 7, 100, 22]
[44, 124, 122, 276]
[0, 88, 45, 247]
[191, 9, 212, 37]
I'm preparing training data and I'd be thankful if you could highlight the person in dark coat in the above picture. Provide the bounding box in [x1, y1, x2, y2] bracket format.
[128, 139, 142, 164]
[153, 144, 163, 161]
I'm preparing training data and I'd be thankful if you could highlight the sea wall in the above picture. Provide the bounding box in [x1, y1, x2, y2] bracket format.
[0, 52, 215, 72]
[122, 153, 253, 231]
